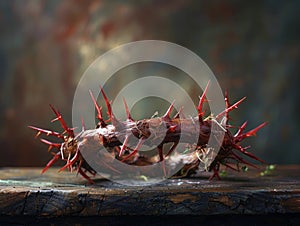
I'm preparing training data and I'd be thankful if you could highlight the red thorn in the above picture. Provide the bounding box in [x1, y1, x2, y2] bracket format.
[49, 105, 74, 137]
[168, 125, 177, 133]
[209, 166, 221, 180]
[230, 151, 258, 169]
[81, 117, 86, 131]
[223, 90, 230, 125]
[41, 152, 61, 174]
[173, 106, 184, 119]
[122, 138, 145, 162]
[198, 81, 210, 124]
[76, 159, 83, 175]
[100, 86, 123, 128]
[216, 97, 246, 120]
[157, 144, 164, 162]
[197, 80, 210, 125]
[89, 90, 106, 127]
[224, 90, 230, 109]
[163, 100, 175, 121]
[99, 86, 112, 119]
[223, 163, 239, 172]
[165, 141, 179, 157]
[78, 168, 95, 184]
[122, 97, 134, 121]
[234, 121, 248, 137]
[237, 122, 268, 141]
[40, 139, 61, 151]
[233, 144, 265, 163]
[28, 126, 63, 139]
[59, 149, 80, 172]
[119, 135, 130, 157]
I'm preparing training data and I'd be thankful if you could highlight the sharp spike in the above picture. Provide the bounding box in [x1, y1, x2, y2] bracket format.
[77, 168, 95, 184]
[122, 97, 134, 121]
[163, 100, 175, 121]
[234, 121, 248, 137]
[223, 162, 239, 172]
[233, 144, 265, 163]
[28, 125, 63, 139]
[122, 138, 145, 162]
[100, 86, 123, 128]
[173, 106, 184, 119]
[41, 152, 61, 174]
[216, 97, 246, 120]
[157, 144, 164, 162]
[76, 159, 83, 176]
[209, 165, 221, 180]
[40, 139, 61, 151]
[89, 90, 106, 127]
[119, 135, 130, 157]
[235, 122, 267, 143]
[198, 81, 210, 124]
[99, 86, 112, 119]
[58, 149, 80, 172]
[49, 105, 74, 137]
[223, 90, 230, 125]
[168, 125, 177, 133]
[81, 117, 86, 131]
[165, 140, 179, 157]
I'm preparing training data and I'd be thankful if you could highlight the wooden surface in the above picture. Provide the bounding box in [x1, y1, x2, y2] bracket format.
[0, 165, 300, 217]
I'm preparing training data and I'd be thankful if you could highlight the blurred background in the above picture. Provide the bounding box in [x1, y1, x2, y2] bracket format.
[0, 0, 299, 167]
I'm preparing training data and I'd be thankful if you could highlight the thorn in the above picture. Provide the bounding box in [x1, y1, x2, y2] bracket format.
[233, 144, 266, 163]
[162, 100, 175, 121]
[236, 122, 267, 141]
[99, 86, 112, 119]
[40, 139, 61, 151]
[157, 144, 164, 162]
[168, 125, 177, 133]
[119, 135, 130, 157]
[100, 86, 123, 129]
[209, 166, 221, 180]
[89, 90, 106, 127]
[81, 117, 85, 131]
[41, 152, 61, 174]
[224, 90, 230, 125]
[223, 163, 239, 172]
[198, 81, 210, 124]
[122, 138, 145, 162]
[49, 105, 74, 137]
[58, 149, 80, 172]
[234, 121, 248, 137]
[122, 97, 134, 121]
[78, 168, 95, 184]
[28, 125, 63, 139]
[165, 141, 179, 157]
[35, 131, 42, 138]
[173, 106, 184, 119]
[216, 97, 246, 120]
[224, 90, 230, 109]
[230, 151, 258, 169]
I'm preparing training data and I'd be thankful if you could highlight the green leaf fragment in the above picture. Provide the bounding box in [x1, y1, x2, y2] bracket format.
[260, 165, 276, 176]
[241, 166, 248, 172]
[219, 170, 227, 177]
[138, 175, 148, 181]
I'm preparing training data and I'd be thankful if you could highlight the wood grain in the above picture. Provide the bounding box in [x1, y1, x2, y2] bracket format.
[0, 165, 300, 216]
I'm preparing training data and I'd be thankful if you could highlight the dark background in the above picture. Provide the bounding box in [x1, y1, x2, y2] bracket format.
[0, 0, 299, 166]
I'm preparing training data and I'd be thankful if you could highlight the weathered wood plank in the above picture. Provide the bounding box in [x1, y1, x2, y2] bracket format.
[0, 165, 299, 216]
